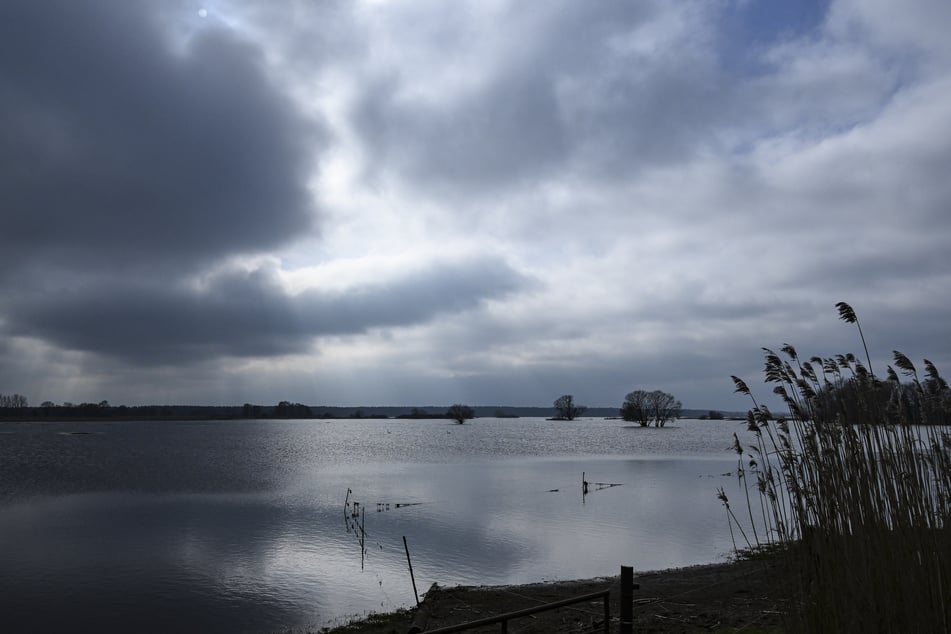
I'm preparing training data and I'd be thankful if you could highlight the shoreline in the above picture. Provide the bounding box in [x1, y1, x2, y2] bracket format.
[322, 556, 787, 633]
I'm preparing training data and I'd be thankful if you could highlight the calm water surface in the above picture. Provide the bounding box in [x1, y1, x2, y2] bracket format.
[0, 417, 757, 632]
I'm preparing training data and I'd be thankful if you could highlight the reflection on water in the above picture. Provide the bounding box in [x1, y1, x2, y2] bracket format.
[0, 418, 754, 632]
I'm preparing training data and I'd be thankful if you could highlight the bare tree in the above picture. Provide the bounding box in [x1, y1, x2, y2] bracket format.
[647, 390, 682, 427]
[620, 390, 652, 426]
[553, 394, 586, 420]
[0, 393, 28, 408]
[621, 389, 681, 426]
[446, 403, 475, 424]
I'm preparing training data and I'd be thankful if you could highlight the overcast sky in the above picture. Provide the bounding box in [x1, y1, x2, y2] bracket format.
[2, 0, 950, 411]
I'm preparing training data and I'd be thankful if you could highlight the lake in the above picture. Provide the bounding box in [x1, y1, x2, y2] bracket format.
[0, 417, 756, 632]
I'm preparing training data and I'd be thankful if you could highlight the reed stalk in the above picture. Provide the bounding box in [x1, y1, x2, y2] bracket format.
[722, 303, 951, 631]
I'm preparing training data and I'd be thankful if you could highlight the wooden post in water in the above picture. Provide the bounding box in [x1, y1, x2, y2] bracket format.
[620, 565, 635, 634]
[360, 505, 366, 570]
[403, 536, 420, 606]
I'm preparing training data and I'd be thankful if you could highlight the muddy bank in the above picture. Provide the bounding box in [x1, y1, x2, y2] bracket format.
[322, 556, 787, 633]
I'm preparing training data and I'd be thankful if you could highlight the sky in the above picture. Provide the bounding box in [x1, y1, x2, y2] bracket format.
[2, 0, 950, 411]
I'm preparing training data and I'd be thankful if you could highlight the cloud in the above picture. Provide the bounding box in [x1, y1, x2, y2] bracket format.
[2, 0, 950, 410]
[349, 1, 736, 195]
[828, 0, 951, 63]
[3, 257, 533, 364]
[0, 0, 322, 278]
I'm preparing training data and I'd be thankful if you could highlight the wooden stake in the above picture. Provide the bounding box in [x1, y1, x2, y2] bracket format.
[620, 565, 636, 634]
[403, 535, 420, 606]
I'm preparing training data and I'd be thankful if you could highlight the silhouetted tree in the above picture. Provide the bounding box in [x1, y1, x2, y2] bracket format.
[446, 404, 475, 424]
[620, 390, 651, 426]
[621, 389, 681, 426]
[0, 393, 28, 408]
[553, 394, 586, 420]
[648, 390, 682, 426]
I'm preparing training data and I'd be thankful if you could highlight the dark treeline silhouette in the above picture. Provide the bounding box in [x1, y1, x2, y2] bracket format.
[0, 402, 474, 421]
[396, 407, 451, 419]
[0, 393, 28, 408]
[0, 401, 314, 421]
[2, 398, 748, 422]
[391, 405, 476, 422]
[2, 401, 178, 420]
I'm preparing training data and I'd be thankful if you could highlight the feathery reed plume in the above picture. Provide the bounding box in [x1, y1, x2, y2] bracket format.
[727, 302, 951, 631]
[836, 301, 874, 377]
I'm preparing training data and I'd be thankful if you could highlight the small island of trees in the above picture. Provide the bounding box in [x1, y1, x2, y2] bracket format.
[447, 404, 475, 424]
[620, 389, 682, 427]
[552, 394, 586, 420]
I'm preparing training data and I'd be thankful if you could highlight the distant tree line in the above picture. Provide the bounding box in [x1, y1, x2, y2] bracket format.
[4, 390, 752, 426]
[1, 400, 315, 421]
[0, 399, 483, 422]
[0, 399, 180, 420]
[395, 406, 476, 423]
[272, 401, 313, 418]
[396, 408, 446, 419]
[0, 393, 28, 409]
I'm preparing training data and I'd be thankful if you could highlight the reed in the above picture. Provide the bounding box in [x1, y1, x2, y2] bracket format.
[723, 302, 951, 632]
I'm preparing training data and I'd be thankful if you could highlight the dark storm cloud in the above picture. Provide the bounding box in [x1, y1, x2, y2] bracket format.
[4, 257, 533, 364]
[0, 0, 321, 276]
